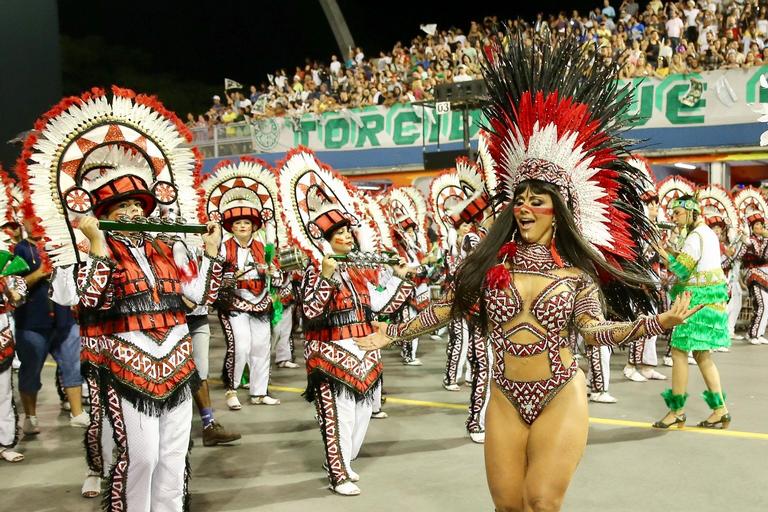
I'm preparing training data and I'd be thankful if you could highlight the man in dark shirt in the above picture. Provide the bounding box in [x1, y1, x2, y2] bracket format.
[14, 234, 87, 434]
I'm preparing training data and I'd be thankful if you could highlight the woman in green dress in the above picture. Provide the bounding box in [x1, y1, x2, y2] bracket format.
[653, 195, 731, 429]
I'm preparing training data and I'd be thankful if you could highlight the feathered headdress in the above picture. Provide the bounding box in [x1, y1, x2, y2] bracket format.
[351, 190, 393, 252]
[277, 147, 360, 267]
[658, 175, 697, 220]
[626, 157, 658, 203]
[0, 167, 12, 251]
[699, 184, 738, 232]
[429, 170, 471, 251]
[449, 157, 488, 227]
[734, 187, 768, 227]
[481, 33, 655, 279]
[0, 168, 24, 227]
[200, 157, 285, 245]
[20, 85, 200, 266]
[386, 187, 428, 255]
[476, 129, 501, 207]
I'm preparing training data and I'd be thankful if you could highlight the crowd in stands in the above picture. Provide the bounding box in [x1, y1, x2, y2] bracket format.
[187, 0, 768, 139]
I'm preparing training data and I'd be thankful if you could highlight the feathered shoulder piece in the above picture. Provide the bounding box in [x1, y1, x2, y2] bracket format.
[699, 184, 738, 232]
[19, 85, 200, 266]
[658, 175, 697, 221]
[734, 187, 768, 227]
[481, 33, 653, 274]
[200, 157, 285, 245]
[351, 190, 393, 252]
[276, 147, 360, 267]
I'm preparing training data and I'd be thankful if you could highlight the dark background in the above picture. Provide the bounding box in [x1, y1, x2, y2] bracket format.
[1, 0, 600, 167]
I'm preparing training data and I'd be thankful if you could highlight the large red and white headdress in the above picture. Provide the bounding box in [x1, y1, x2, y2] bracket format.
[386, 187, 428, 255]
[699, 184, 738, 232]
[476, 129, 501, 206]
[482, 34, 657, 274]
[19, 86, 200, 266]
[277, 147, 360, 267]
[734, 187, 768, 227]
[627, 157, 658, 203]
[657, 175, 697, 221]
[429, 170, 471, 251]
[448, 157, 488, 227]
[351, 190, 393, 252]
[200, 157, 285, 246]
[0, 168, 24, 228]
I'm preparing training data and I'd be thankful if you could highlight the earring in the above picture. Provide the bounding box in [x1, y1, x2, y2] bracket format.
[550, 222, 564, 267]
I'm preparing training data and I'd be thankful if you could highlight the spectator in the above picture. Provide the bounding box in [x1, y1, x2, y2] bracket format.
[621, 0, 639, 18]
[665, 10, 684, 50]
[329, 54, 342, 76]
[682, 1, 700, 44]
[453, 64, 473, 82]
[602, 0, 616, 20]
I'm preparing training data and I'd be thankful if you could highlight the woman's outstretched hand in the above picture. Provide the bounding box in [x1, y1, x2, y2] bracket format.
[658, 292, 704, 329]
[354, 321, 394, 351]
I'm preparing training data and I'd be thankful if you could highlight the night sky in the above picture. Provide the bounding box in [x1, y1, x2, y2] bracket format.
[58, 0, 599, 114]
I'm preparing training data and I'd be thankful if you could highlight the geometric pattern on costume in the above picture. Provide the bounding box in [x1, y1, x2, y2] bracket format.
[465, 322, 491, 434]
[444, 318, 470, 386]
[313, 380, 349, 486]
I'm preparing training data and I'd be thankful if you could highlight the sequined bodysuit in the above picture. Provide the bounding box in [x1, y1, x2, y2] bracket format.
[387, 242, 665, 424]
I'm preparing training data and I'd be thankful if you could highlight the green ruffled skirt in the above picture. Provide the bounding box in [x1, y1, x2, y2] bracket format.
[668, 282, 730, 351]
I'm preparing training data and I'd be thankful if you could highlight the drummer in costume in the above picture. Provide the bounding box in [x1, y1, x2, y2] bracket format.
[201, 158, 284, 410]
[23, 86, 225, 511]
[734, 187, 768, 345]
[0, 166, 28, 464]
[278, 148, 414, 496]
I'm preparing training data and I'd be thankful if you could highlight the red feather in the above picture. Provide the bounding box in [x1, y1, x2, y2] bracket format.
[485, 263, 510, 290]
[497, 241, 517, 262]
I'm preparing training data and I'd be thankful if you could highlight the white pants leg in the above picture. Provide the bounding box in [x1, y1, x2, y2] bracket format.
[151, 399, 194, 512]
[600, 345, 611, 390]
[727, 283, 743, 335]
[117, 396, 192, 512]
[372, 385, 382, 412]
[271, 304, 294, 363]
[188, 316, 210, 380]
[335, 389, 373, 472]
[642, 336, 658, 366]
[460, 322, 471, 382]
[351, 395, 373, 461]
[759, 288, 768, 337]
[0, 367, 15, 448]
[248, 315, 272, 396]
[227, 313, 252, 390]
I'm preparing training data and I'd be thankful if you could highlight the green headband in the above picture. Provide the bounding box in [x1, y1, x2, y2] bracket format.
[669, 198, 701, 213]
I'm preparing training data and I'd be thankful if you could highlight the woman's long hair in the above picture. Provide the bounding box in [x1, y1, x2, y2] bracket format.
[452, 179, 658, 334]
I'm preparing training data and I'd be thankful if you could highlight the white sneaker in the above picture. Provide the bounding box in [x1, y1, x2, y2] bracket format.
[348, 469, 360, 482]
[403, 358, 423, 366]
[443, 383, 461, 392]
[732, 334, 745, 340]
[590, 392, 618, 403]
[250, 395, 280, 405]
[331, 481, 361, 496]
[429, 334, 443, 341]
[81, 473, 101, 498]
[60, 401, 71, 412]
[639, 368, 667, 380]
[225, 391, 242, 411]
[687, 356, 698, 365]
[277, 360, 300, 369]
[370, 410, 388, 419]
[469, 431, 485, 444]
[23, 416, 40, 435]
[759, 336, 768, 345]
[624, 368, 647, 382]
[749, 338, 762, 345]
[663, 356, 673, 367]
[714, 347, 730, 352]
[70, 412, 90, 428]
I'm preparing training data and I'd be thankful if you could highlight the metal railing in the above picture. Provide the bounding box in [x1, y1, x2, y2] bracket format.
[189, 121, 269, 158]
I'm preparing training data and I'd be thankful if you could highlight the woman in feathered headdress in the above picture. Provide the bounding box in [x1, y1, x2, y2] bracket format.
[356, 33, 700, 509]
[652, 191, 731, 430]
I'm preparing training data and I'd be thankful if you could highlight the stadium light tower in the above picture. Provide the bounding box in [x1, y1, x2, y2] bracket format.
[318, 0, 356, 59]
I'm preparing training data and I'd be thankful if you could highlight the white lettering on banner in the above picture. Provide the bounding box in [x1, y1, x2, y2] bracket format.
[196, 68, 768, 157]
